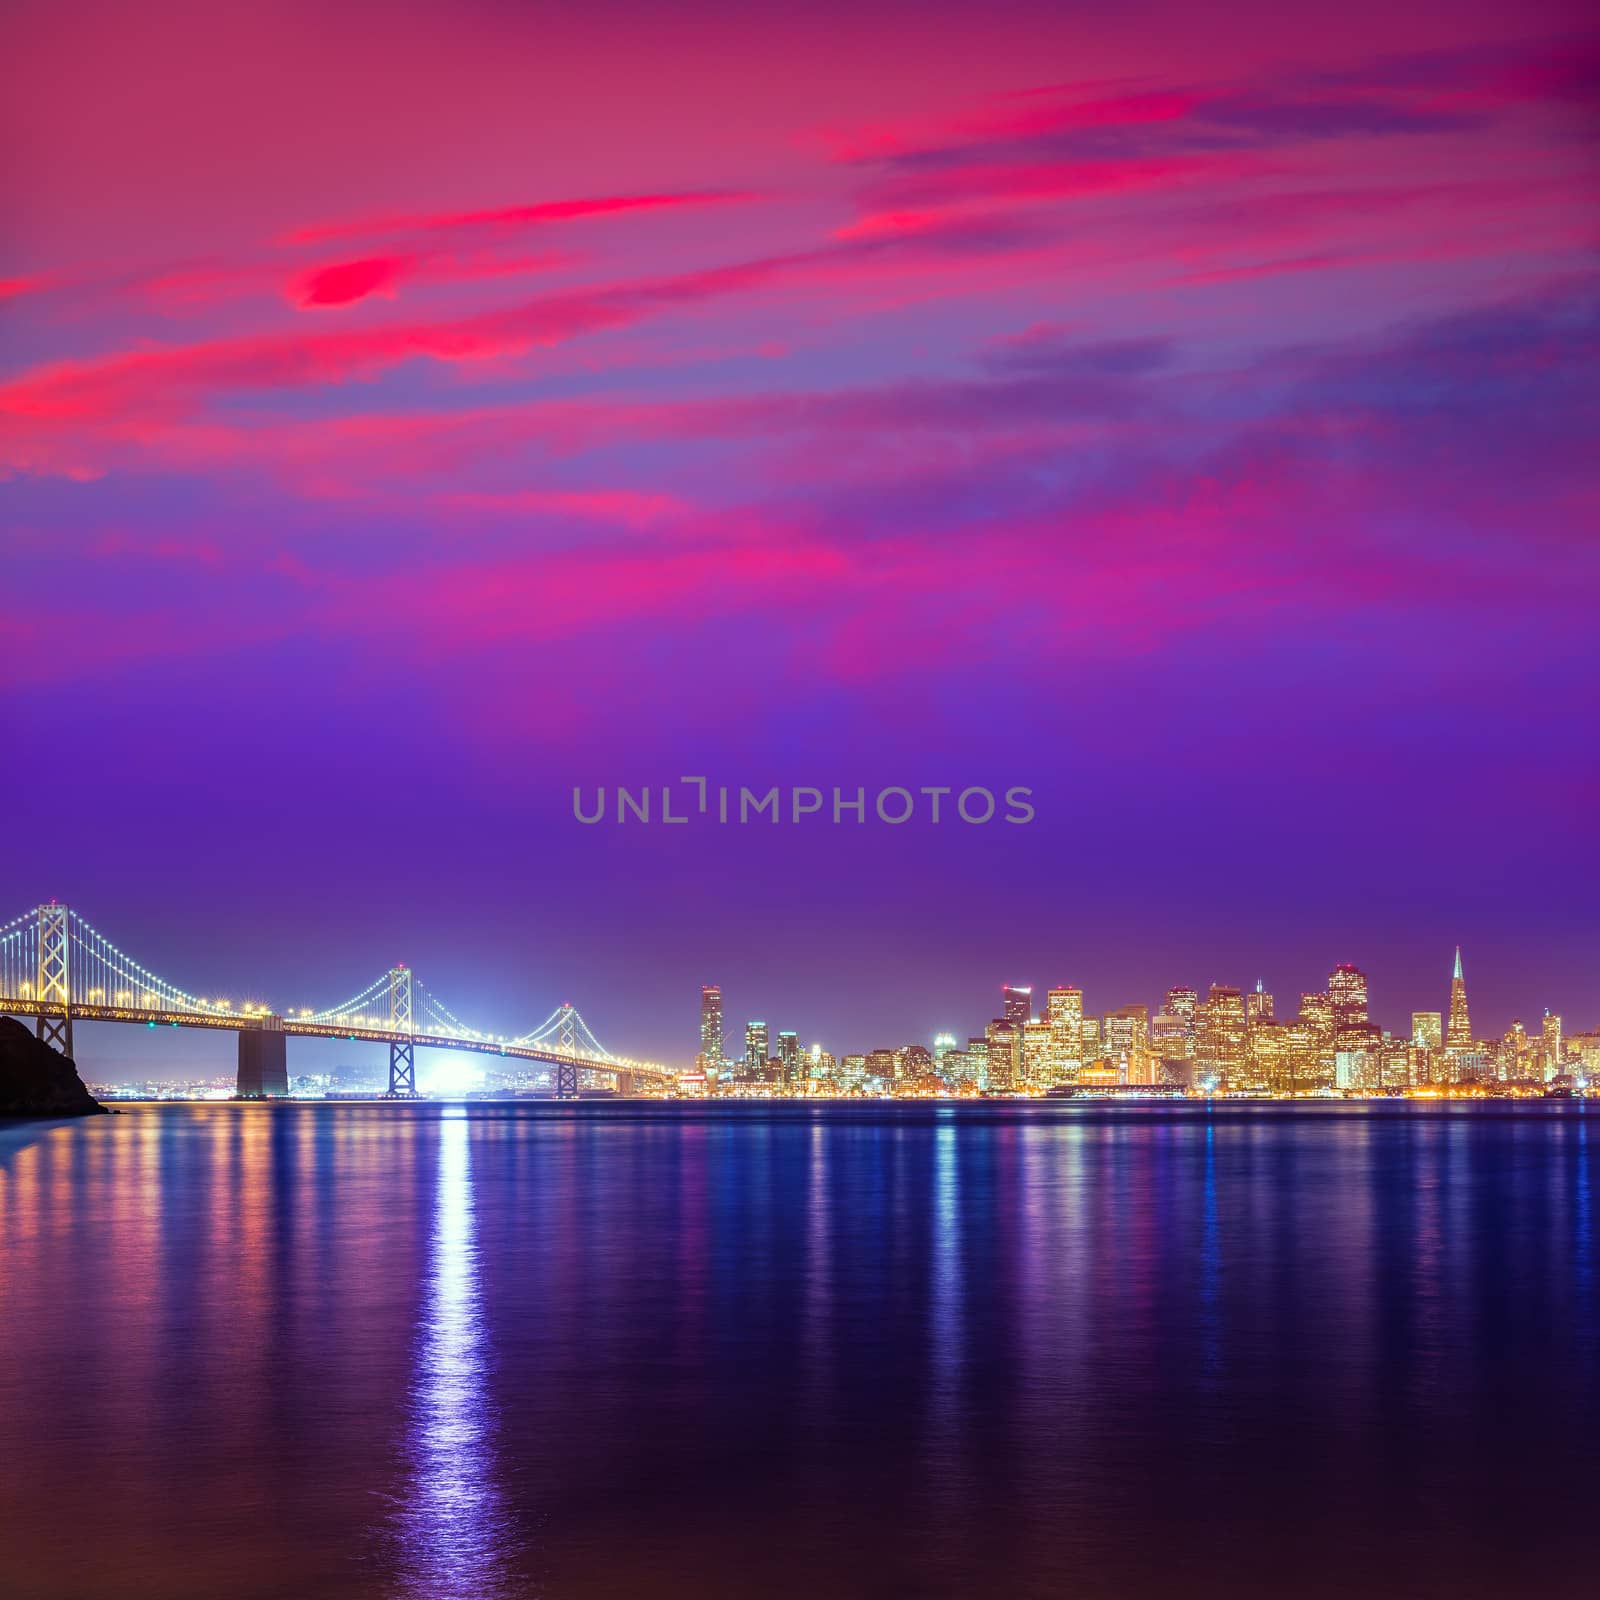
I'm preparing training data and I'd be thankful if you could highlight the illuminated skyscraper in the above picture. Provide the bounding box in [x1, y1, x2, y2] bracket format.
[1298, 992, 1335, 1089]
[1328, 964, 1369, 1031]
[1045, 986, 1084, 1080]
[986, 1018, 1020, 1089]
[1412, 1012, 1443, 1051]
[1542, 1010, 1563, 1081]
[745, 1020, 769, 1075]
[1247, 980, 1274, 1025]
[1248, 1016, 1289, 1093]
[1445, 947, 1473, 1058]
[1151, 1010, 1190, 1079]
[776, 1030, 799, 1083]
[700, 985, 723, 1064]
[1165, 987, 1198, 1058]
[1022, 1018, 1053, 1085]
[1196, 986, 1246, 1089]
[1002, 985, 1033, 1028]
[1105, 1004, 1151, 1084]
[932, 1032, 958, 1064]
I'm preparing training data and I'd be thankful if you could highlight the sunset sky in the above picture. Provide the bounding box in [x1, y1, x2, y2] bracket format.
[3, 1, 1597, 1065]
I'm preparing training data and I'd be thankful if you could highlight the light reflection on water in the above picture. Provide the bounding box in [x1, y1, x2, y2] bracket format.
[3, 1100, 1599, 1600]
[393, 1110, 516, 1600]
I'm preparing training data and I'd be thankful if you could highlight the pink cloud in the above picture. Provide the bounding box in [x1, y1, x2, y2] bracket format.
[293, 255, 413, 308]
[284, 190, 752, 247]
[438, 487, 691, 529]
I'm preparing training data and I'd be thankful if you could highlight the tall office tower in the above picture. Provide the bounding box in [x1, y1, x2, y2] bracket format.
[1328, 964, 1369, 1030]
[700, 985, 724, 1064]
[1151, 1010, 1189, 1075]
[1022, 1018, 1053, 1085]
[986, 1018, 1020, 1090]
[932, 1032, 958, 1064]
[1282, 1020, 1318, 1093]
[1248, 1016, 1289, 1093]
[776, 1030, 800, 1083]
[899, 1043, 934, 1082]
[1196, 985, 1247, 1089]
[1165, 987, 1199, 1057]
[1247, 980, 1274, 1025]
[1542, 1010, 1564, 1081]
[1081, 1017, 1102, 1058]
[1445, 947, 1473, 1058]
[1002, 984, 1033, 1029]
[1298, 991, 1335, 1089]
[1045, 987, 1084, 1080]
[745, 1020, 769, 1074]
[1412, 1012, 1443, 1051]
[1105, 1004, 1151, 1083]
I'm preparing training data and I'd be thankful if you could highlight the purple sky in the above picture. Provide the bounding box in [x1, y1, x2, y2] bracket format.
[2, 2, 1597, 1069]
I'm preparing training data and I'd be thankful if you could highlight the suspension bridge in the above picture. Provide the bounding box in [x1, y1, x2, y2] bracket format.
[0, 903, 676, 1097]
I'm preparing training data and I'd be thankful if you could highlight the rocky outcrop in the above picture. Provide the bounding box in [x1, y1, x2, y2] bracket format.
[0, 1016, 107, 1116]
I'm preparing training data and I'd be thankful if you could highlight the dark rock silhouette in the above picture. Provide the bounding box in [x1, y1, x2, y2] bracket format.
[0, 1016, 107, 1117]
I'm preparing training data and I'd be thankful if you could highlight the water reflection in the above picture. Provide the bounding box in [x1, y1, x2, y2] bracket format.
[394, 1111, 513, 1600]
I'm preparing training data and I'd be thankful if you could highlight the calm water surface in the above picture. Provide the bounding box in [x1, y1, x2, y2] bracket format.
[1, 1101, 1596, 1599]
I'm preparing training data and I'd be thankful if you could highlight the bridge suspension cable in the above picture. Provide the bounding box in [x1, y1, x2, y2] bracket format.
[514, 1003, 613, 1060]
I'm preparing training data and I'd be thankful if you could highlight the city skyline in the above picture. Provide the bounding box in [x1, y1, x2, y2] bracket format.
[696, 944, 1594, 1093]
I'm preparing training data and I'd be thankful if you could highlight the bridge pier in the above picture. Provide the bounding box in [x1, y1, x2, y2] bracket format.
[554, 1062, 579, 1098]
[388, 1037, 417, 1097]
[237, 1017, 288, 1099]
[36, 1010, 74, 1060]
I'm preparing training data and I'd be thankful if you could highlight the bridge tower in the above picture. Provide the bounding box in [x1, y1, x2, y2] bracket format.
[34, 902, 73, 1058]
[553, 1004, 579, 1098]
[387, 965, 417, 1096]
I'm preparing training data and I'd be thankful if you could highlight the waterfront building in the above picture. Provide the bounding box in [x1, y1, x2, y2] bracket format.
[941, 1049, 974, 1085]
[1105, 1004, 1151, 1084]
